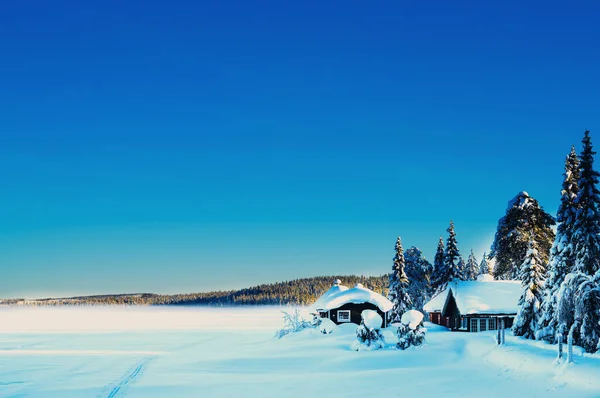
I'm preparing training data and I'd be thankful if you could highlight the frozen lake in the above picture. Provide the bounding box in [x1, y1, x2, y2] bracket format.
[1, 307, 599, 397]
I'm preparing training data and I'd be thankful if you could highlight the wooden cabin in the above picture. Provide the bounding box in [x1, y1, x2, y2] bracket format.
[312, 281, 393, 328]
[424, 276, 521, 332]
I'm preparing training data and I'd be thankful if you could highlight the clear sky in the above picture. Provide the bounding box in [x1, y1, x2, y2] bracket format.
[2, 1, 600, 298]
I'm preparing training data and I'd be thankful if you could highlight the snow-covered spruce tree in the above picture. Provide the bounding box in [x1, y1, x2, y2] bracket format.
[556, 272, 585, 346]
[479, 252, 493, 276]
[490, 192, 555, 280]
[512, 238, 546, 339]
[430, 237, 446, 294]
[537, 147, 580, 342]
[443, 221, 463, 282]
[387, 237, 412, 323]
[575, 274, 600, 353]
[465, 250, 479, 281]
[573, 131, 600, 276]
[354, 310, 386, 351]
[405, 246, 433, 312]
[457, 256, 467, 281]
[562, 130, 600, 352]
[396, 310, 426, 350]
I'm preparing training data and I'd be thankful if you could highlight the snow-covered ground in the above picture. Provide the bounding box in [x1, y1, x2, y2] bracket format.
[1, 307, 599, 397]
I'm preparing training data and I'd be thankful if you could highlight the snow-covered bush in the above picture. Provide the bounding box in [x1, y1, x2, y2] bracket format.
[353, 310, 385, 351]
[397, 310, 426, 350]
[274, 308, 321, 339]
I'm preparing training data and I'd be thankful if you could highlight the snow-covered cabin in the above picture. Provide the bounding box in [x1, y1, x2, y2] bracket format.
[312, 281, 393, 327]
[423, 275, 521, 332]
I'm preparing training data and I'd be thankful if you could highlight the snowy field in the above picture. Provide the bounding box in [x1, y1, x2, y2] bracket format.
[1, 307, 599, 398]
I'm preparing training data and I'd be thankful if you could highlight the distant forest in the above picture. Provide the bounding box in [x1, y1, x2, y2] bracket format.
[1, 275, 389, 306]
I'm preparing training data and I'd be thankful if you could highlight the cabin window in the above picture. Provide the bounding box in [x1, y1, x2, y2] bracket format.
[337, 310, 351, 323]
[461, 317, 467, 329]
[488, 318, 497, 330]
[470, 318, 478, 332]
[479, 318, 487, 332]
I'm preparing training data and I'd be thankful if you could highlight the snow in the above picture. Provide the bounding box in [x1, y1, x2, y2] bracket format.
[319, 318, 336, 334]
[477, 273, 495, 282]
[361, 310, 383, 329]
[423, 290, 448, 312]
[401, 310, 424, 330]
[313, 283, 393, 312]
[506, 191, 532, 210]
[311, 281, 349, 310]
[424, 280, 522, 314]
[1, 306, 600, 397]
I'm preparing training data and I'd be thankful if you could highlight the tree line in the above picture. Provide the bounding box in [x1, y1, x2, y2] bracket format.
[387, 221, 497, 323]
[2, 275, 388, 307]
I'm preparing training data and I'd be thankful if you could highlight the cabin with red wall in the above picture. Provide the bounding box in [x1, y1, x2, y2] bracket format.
[424, 277, 520, 332]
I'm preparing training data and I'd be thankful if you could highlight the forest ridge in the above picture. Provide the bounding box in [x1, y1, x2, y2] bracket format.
[0, 275, 388, 306]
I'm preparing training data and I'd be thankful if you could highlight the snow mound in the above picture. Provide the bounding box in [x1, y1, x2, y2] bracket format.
[477, 274, 494, 282]
[315, 284, 393, 313]
[319, 318, 336, 334]
[401, 310, 424, 330]
[361, 310, 383, 329]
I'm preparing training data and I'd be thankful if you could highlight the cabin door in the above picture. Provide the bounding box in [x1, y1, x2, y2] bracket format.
[470, 318, 478, 332]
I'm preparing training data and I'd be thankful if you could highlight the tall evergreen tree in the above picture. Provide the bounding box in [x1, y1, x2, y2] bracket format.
[490, 192, 556, 280]
[537, 147, 580, 342]
[562, 130, 600, 353]
[431, 237, 446, 294]
[465, 250, 479, 281]
[388, 237, 412, 323]
[573, 131, 600, 276]
[513, 238, 546, 339]
[443, 221, 462, 282]
[479, 252, 493, 276]
[404, 246, 433, 313]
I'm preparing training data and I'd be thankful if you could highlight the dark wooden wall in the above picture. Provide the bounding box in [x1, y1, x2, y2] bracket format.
[325, 302, 387, 327]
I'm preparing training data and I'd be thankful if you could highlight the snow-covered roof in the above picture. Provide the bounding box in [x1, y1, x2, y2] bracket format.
[423, 279, 521, 315]
[423, 290, 449, 312]
[312, 281, 349, 310]
[313, 283, 393, 313]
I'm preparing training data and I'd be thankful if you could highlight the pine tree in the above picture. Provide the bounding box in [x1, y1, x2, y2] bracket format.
[465, 250, 479, 281]
[444, 221, 462, 282]
[537, 147, 580, 342]
[396, 320, 426, 350]
[431, 237, 446, 294]
[405, 246, 433, 312]
[573, 131, 600, 276]
[575, 274, 600, 353]
[479, 252, 493, 276]
[387, 237, 412, 323]
[562, 130, 600, 353]
[513, 238, 546, 339]
[490, 192, 556, 280]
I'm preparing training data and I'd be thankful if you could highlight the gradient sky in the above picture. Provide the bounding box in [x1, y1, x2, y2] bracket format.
[2, 1, 600, 298]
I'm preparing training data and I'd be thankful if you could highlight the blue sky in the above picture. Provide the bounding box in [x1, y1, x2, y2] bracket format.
[1, 1, 600, 297]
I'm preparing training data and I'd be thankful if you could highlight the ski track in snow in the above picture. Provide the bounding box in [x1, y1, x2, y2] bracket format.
[105, 356, 154, 398]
